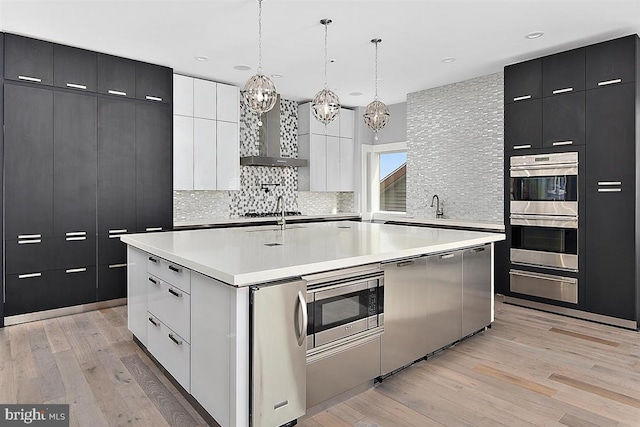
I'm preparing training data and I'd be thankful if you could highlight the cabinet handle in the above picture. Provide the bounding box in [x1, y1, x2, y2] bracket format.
[597, 188, 621, 192]
[513, 95, 532, 102]
[66, 83, 87, 90]
[552, 87, 573, 94]
[512, 144, 532, 150]
[18, 75, 42, 83]
[168, 333, 183, 346]
[66, 231, 87, 237]
[598, 78, 622, 86]
[65, 268, 87, 274]
[597, 181, 622, 186]
[18, 239, 42, 245]
[396, 260, 415, 267]
[440, 253, 455, 259]
[18, 234, 42, 239]
[148, 256, 158, 263]
[109, 229, 127, 238]
[18, 273, 41, 279]
[108, 263, 127, 269]
[108, 90, 127, 96]
[472, 247, 486, 253]
[168, 288, 182, 298]
[146, 227, 162, 232]
[145, 96, 162, 102]
[552, 141, 573, 146]
[148, 317, 159, 327]
[148, 277, 159, 285]
[66, 236, 87, 241]
[168, 265, 182, 273]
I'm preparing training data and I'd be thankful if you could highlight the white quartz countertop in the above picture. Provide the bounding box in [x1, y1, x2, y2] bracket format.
[173, 213, 361, 228]
[121, 221, 504, 287]
[372, 213, 505, 231]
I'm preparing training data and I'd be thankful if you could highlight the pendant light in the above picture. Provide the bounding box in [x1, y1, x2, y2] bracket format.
[311, 19, 340, 126]
[243, 0, 277, 125]
[363, 38, 390, 140]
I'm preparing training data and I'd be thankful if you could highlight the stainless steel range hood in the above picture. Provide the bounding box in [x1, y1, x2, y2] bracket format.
[240, 95, 308, 167]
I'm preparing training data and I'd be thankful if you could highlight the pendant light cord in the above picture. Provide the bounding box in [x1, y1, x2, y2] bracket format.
[258, 0, 263, 74]
[324, 21, 328, 89]
[374, 40, 379, 101]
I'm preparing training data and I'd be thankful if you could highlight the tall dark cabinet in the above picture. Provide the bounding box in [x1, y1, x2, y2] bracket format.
[2, 33, 173, 321]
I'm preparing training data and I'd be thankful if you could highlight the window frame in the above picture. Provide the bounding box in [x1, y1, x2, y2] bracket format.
[361, 141, 408, 218]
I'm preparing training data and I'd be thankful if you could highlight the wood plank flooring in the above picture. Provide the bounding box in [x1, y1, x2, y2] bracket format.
[1, 301, 639, 426]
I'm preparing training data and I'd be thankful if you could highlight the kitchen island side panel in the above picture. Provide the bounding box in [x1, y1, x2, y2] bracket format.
[1, 33, 4, 327]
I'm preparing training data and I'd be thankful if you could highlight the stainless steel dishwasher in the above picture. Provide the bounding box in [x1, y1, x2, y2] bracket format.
[462, 244, 492, 336]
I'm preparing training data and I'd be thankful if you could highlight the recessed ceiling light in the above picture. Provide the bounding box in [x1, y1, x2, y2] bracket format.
[441, 57, 456, 63]
[194, 55, 209, 61]
[525, 31, 544, 40]
[349, 92, 363, 96]
[233, 65, 252, 71]
[271, 73, 283, 78]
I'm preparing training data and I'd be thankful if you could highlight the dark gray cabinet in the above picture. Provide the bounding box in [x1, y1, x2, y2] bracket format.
[136, 103, 173, 232]
[54, 91, 97, 236]
[504, 99, 542, 151]
[97, 264, 127, 302]
[504, 58, 542, 104]
[136, 62, 172, 103]
[4, 34, 53, 85]
[97, 54, 136, 99]
[4, 84, 54, 239]
[53, 45, 97, 92]
[542, 48, 585, 96]
[586, 35, 637, 89]
[543, 91, 585, 147]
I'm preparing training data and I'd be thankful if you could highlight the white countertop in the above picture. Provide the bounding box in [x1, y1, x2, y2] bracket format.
[173, 213, 361, 228]
[122, 221, 504, 287]
[372, 213, 505, 231]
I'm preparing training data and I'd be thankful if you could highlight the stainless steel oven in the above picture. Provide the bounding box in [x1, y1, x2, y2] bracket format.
[510, 152, 578, 216]
[305, 267, 384, 350]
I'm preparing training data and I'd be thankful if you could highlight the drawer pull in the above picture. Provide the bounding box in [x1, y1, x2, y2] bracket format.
[108, 90, 127, 96]
[146, 227, 162, 232]
[512, 144, 532, 150]
[66, 268, 87, 274]
[18, 75, 42, 83]
[145, 95, 163, 102]
[148, 277, 159, 285]
[597, 181, 622, 186]
[552, 141, 573, 146]
[472, 247, 486, 253]
[598, 78, 622, 86]
[396, 260, 415, 267]
[66, 231, 87, 237]
[18, 273, 41, 279]
[148, 256, 158, 263]
[148, 317, 159, 327]
[168, 265, 182, 273]
[66, 83, 87, 90]
[18, 239, 42, 245]
[108, 263, 127, 269]
[66, 236, 87, 241]
[597, 188, 621, 192]
[513, 95, 532, 101]
[18, 234, 42, 239]
[109, 229, 127, 238]
[440, 253, 455, 259]
[168, 288, 182, 298]
[552, 87, 573, 94]
[168, 333, 183, 346]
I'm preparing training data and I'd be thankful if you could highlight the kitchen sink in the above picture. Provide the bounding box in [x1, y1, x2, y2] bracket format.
[245, 225, 307, 232]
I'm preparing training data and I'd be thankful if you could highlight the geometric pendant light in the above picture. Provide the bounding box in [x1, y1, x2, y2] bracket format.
[363, 38, 390, 140]
[311, 18, 341, 126]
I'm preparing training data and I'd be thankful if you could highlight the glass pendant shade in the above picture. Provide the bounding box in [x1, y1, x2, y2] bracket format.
[363, 99, 390, 132]
[311, 88, 340, 125]
[243, 74, 277, 114]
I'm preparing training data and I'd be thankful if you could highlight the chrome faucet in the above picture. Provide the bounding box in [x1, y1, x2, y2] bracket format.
[276, 195, 287, 230]
[430, 194, 444, 218]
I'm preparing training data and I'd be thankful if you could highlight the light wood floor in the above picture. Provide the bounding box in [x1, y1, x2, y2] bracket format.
[2, 301, 640, 427]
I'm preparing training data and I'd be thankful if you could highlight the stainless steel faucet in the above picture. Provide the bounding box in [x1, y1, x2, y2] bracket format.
[276, 195, 287, 230]
[430, 194, 444, 218]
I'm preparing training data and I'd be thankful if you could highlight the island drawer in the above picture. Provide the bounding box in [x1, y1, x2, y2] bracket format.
[147, 255, 191, 293]
[147, 313, 191, 392]
[147, 275, 191, 342]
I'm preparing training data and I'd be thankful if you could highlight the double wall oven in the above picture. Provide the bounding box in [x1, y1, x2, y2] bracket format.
[509, 152, 579, 304]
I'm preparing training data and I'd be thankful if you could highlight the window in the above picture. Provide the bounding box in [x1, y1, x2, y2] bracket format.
[362, 142, 407, 215]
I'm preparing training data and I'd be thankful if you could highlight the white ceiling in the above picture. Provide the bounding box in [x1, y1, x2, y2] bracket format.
[2, 0, 640, 107]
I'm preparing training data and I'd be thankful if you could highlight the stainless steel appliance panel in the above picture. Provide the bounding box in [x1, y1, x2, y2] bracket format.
[510, 201, 578, 216]
[426, 252, 463, 354]
[510, 214, 578, 228]
[510, 270, 578, 304]
[511, 248, 578, 270]
[381, 257, 428, 375]
[510, 151, 578, 168]
[462, 245, 492, 337]
[314, 317, 369, 347]
[251, 280, 307, 427]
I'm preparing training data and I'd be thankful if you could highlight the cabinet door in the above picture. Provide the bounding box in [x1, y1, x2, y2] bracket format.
[586, 35, 637, 89]
[586, 188, 635, 320]
[542, 48, 585, 96]
[53, 45, 97, 92]
[5, 239, 58, 275]
[98, 264, 127, 301]
[127, 247, 149, 345]
[173, 74, 193, 117]
[585, 83, 635, 187]
[97, 54, 136, 99]
[339, 108, 354, 138]
[136, 103, 173, 232]
[504, 58, 542, 104]
[136, 62, 172, 103]
[309, 134, 327, 192]
[54, 91, 97, 236]
[216, 121, 239, 190]
[216, 83, 238, 123]
[194, 118, 217, 190]
[4, 34, 53, 85]
[98, 234, 127, 265]
[504, 98, 542, 151]
[543, 91, 585, 147]
[173, 115, 194, 190]
[326, 136, 340, 191]
[97, 98, 137, 234]
[462, 245, 491, 336]
[339, 138, 354, 191]
[4, 84, 54, 239]
[194, 78, 216, 120]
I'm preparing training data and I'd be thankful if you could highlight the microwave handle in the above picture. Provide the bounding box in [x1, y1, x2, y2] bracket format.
[296, 290, 308, 347]
[510, 163, 577, 171]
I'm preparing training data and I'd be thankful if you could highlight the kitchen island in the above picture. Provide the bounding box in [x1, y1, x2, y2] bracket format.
[122, 221, 504, 427]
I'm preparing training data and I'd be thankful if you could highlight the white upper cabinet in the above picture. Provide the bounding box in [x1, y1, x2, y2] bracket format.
[173, 115, 194, 190]
[326, 136, 341, 191]
[339, 137, 354, 191]
[193, 118, 217, 190]
[173, 74, 193, 116]
[298, 102, 340, 137]
[193, 79, 216, 120]
[216, 121, 240, 190]
[216, 83, 239, 123]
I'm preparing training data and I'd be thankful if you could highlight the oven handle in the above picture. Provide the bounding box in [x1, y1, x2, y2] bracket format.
[510, 163, 577, 171]
[296, 290, 307, 347]
[313, 281, 371, 301]
[510, 214, 578, 228]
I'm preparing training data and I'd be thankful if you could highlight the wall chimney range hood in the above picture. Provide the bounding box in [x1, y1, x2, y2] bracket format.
[240, 95, 308, 167]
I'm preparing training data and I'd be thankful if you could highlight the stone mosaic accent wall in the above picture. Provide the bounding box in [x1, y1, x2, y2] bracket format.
[406, 72, 504, 223]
